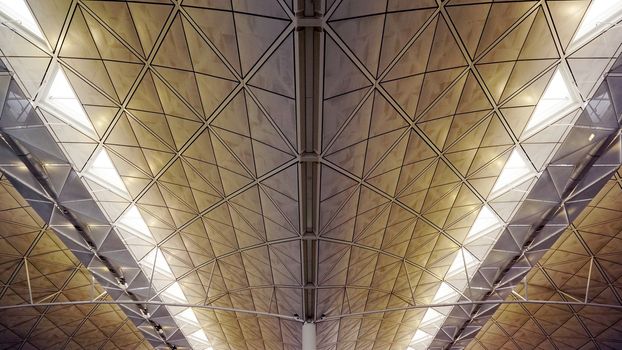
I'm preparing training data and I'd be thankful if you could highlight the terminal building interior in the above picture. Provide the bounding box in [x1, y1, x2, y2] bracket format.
[0, 0, 622, 349]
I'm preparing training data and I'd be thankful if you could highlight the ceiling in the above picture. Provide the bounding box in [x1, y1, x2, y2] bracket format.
[0, 173, 151, 349]
[0, 0, 621, 349]
[469, 170, 622, 350]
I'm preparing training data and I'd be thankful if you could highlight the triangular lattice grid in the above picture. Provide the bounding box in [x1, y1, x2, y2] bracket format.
[0, 0, 621, 349]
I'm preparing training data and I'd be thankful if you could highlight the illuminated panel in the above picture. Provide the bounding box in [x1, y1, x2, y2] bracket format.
[490, 149, 534, 198]
[409, 329, 433, 349]
[117, 205, 153, 240]
[523, 68, 580, 137]
[141, 248, 173, 276]
[85, 149, 129, 196]
[446, 248, 478, 278]
[0, 0, 44, 39]
[465, 206, 503, 243]
[177, 308, 200, 326]
[432, 282, 460, 304]
[162, 281, 187, 303]
[420, 308, 444, 326]
[42, 67, 96, 135]
[189, 330, 213, 350]
[571, 0, 622, 49]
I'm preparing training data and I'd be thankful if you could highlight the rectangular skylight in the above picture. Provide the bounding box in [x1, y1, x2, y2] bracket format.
[571, 0, 622, 49]
[490, 148, 534, 198]
[523, 68, 579, 136]
[162, 281, 188, 303]
[43, 67, 96, 135]
[117, 205, 153, 240]
[0, 0, 44, 39]
[85, 148, 129, 195]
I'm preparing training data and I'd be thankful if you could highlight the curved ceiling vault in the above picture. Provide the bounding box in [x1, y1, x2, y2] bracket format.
[0, 0, 621, 350]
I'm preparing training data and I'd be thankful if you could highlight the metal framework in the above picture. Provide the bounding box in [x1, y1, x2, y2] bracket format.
[1, 299, 621, 318]
[0, 0, 622, 349]
[433, 70, 622, 349]
[0, 69, 191, 348]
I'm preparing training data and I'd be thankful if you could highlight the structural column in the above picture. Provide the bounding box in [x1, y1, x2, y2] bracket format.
[302, 322, 317, 350]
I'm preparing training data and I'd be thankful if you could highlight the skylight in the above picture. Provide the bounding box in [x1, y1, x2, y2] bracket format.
[190, 330, 209, 342]
[407, 285, 459, 349]
[420, 308, 444, 326]
[85, 149, 128, 195]
[177, 308, 199, 326]
[523, 68, 578, 136]
[412, 329, 432, 343]
[141, 248, 173, 277]
[176, 299, 213, 349]
[189, 329, 211, 345]
[409, 329, 433, 349]
[490, 149, 533, 198]
[446, 248, 479, 277]
[571, 0, 622, 49]
[118, 205, 153, 240]
[162, 281, 188, 303]
[43, 68, 95, 134]
[0, 0, 44, 39]
[465, 206, 502, 243]
[432, 282, 459, 304]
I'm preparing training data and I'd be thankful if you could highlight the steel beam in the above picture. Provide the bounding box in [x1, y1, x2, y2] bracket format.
[296, 0, 323, 325]
[433, 55, 622, 349]
[0, 299, 619, 317]
[0, 67, 188, 349]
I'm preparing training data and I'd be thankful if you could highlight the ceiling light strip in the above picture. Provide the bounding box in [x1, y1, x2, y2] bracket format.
[410, 18, 612, 347]
[0, 0, 45, 42]
[0, 5, 202, 349]
[0, 7, 211, 347]
[444, 98, 621, 349]
[408, 65, 584, 349]
[40, 67, 97, 137]
[115, 203, 213, 350]
[425, 59, 622, 350]
[24, 58, 208, 348]
[569, 0, 622, 52]
[521, 67, 582, 138]
[0, 93, 183, 348]
[0, 65, 194, 349]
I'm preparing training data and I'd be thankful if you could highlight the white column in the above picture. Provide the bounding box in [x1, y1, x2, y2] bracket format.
[302, 322, 316, 350]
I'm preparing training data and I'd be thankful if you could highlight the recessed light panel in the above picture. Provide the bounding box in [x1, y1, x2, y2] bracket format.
[0, 0, 44, 39]
[43, 68, 96, 135]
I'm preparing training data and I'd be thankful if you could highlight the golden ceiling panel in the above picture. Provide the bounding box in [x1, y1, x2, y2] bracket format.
[469, 173, 622, 350]
[0, 175, 151, 350]
[0, 0, 621, 349]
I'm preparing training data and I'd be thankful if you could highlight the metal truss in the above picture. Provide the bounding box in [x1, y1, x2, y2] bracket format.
[430, 58, 622, 349]
[294, 0, 622, 347]
[0, 67, 191, 349]
[1, 0, 622, 349]
[1, 298, 620, 321]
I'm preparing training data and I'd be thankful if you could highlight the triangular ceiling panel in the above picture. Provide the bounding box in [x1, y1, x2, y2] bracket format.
[233, 13, 289, 76]
[2, 2, 622, 349]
